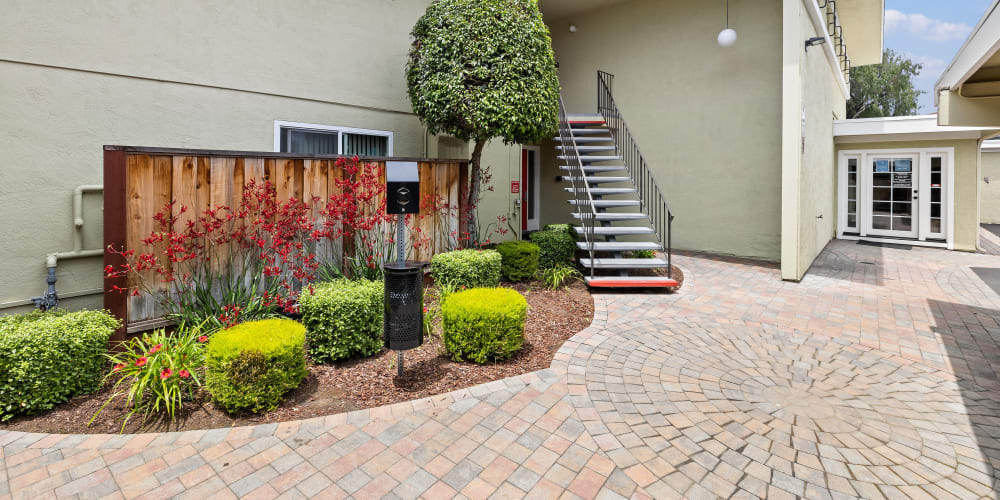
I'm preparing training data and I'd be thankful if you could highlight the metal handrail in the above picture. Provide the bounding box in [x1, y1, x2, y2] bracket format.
[596, 71, 673, 278]
[557, 94, 596, 280]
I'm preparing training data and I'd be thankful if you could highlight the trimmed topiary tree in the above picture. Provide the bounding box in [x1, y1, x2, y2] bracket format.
[406, 0, 560, 241]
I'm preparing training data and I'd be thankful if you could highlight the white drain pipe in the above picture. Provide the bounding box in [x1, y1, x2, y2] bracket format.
[28, 185, 105, 310]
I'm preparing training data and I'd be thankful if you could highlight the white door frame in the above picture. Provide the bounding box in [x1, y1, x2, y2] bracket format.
[837, 147, 955, 249]
[522, 145, 542, 231]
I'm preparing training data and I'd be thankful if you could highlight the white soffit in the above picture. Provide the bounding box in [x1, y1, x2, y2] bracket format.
[834, 115, 998, 142]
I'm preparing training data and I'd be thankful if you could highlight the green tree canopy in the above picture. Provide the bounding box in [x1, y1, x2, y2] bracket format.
[406, 0, 560, 239]
[847, 49, 924, 119]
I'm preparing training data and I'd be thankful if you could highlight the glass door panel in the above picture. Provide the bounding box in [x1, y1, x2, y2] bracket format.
[868, 156, 917, 238]
[927, 156, 944, 238]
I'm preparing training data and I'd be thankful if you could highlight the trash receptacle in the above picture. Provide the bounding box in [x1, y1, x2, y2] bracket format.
[383, 262, 423, 351]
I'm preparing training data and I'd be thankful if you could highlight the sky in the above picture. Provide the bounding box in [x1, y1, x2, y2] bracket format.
[883, 0, 994, 113]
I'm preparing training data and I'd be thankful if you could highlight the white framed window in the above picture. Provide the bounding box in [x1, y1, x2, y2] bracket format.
[273, 121, 393, 157]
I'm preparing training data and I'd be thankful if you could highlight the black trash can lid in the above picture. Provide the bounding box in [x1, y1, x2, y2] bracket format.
[382, 261, 428, 272]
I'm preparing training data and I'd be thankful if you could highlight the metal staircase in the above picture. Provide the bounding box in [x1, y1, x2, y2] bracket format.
[556, 71, 678, 288]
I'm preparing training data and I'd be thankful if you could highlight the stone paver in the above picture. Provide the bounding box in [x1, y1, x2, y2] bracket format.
[3, 240, 1000, 498]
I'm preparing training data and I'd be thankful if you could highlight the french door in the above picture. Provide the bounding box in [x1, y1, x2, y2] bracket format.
[867, 154, 918, 238]
[838, 149, 953, 246]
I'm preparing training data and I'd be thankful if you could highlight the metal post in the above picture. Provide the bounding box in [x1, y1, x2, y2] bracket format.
[396, 216, 405, 375]
[397, 216, 406, 266]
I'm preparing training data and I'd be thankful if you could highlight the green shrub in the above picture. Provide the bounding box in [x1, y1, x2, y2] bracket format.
[543, 224, 577, 239]
[430, 249, 502, 288]
[496, 241, 540, 282]
[206, 319, 307, 414]
[442, 288, 527, 363]
[0, 309, 119, 421]
[299, 279, 384, 363]
[530, 229, 577, 269]
[629, 249, 657, 259]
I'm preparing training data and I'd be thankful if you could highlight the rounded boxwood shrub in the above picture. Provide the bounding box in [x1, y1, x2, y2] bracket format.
[441, 288, 527, 363]
[430, 249, 502, 288]
[496, 241, 540, 282]
[0, 309, 119, 421]
[206, 318, 307, 414]
[530, 229, 577, 269]
[299, 279, 383, 363]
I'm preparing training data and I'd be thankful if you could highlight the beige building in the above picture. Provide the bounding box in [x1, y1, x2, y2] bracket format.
[1, 0, 889, 312]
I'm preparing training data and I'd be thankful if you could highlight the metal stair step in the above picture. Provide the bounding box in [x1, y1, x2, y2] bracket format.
[559, 155, 622, 163]
[559, 165, 627, 173]
[568, 200, 640, 207]
[564, 187, 635, 195]
[562, 176, 631, 184]
[571, 212, 647, 221]
[553, 136, 612, 143]
[585, 276, 679, 288]
[563, 128, 610, 135]
[555, 145, 616, 152]
[574, 226, 655, 235]
[579, 258, 669, 269]
[577, 242, 662, 251]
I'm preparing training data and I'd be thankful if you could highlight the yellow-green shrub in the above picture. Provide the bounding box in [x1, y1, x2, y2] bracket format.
[206, 319, 307, 414]
[442, 288, 527, 363]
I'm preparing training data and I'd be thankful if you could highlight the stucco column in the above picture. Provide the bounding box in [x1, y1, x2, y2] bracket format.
[780, 0, 803, 280]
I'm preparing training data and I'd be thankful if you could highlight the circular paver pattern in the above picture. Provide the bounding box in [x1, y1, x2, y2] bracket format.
[573, 319, 1000, 498]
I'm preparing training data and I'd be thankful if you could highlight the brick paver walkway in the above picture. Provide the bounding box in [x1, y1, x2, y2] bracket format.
[3, 240, 1000, 499]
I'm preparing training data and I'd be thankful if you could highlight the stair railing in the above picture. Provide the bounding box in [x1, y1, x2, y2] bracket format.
[558, 94, 596, 280]
[596, 70, 673, 278]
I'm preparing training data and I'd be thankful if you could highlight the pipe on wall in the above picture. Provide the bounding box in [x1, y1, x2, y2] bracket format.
[0, 185, 106, 311]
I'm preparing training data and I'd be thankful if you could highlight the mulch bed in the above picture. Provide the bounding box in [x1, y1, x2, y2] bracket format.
[0, 279, 597, 435]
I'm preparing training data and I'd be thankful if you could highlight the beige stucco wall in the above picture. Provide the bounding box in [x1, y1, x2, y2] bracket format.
[795, 1, 848, 278]
[982, 151, 1000, 223]
[0, 0, 517, 313]
[544, 0, 784, 261]
[835, 139, 982, 252]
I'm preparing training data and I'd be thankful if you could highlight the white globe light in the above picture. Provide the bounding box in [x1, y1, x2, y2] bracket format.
[718, 28, 738, 47]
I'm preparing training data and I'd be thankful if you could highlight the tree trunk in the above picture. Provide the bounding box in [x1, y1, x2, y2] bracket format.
[466, 140, 486, 245]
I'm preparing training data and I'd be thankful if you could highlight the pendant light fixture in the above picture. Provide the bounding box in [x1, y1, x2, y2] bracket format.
[718, 0, 737, 47]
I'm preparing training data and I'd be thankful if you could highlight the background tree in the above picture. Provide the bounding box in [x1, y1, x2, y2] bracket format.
[847, 49, 924, 118]
[406, 0, 559, 241]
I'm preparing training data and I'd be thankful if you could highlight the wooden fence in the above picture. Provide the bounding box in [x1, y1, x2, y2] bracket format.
[104, 146, 468, 338]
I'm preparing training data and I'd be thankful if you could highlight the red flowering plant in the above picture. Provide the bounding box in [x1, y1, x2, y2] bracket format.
[105, 179, 321, 330]
[92, 324, 208, 431]
[319, 158, 434, 280]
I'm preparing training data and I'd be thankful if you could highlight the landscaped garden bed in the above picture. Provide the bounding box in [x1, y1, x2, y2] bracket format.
[0, 279, 593, 434]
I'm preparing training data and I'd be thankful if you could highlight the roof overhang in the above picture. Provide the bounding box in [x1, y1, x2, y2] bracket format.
[538, 0, 630, 22]
[834, 114, 999, 143]
[834, 0, 885, 66]
[935, 1, 1000, 125]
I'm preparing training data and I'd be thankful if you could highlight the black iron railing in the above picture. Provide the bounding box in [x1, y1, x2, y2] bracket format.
[557, 95, 596, 280]
[596, 71, 672, 278]
[817, 0, 851, 82]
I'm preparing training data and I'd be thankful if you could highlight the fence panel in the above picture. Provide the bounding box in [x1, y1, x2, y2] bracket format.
[104, 146, 467, 337]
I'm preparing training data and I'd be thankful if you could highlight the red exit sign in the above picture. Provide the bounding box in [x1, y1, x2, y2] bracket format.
[510, 181, 520, 194]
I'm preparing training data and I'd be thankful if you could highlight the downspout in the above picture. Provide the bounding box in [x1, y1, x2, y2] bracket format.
[28, 185, 104, 310]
